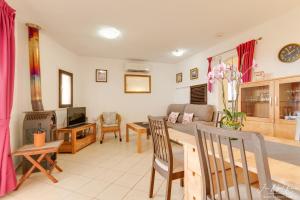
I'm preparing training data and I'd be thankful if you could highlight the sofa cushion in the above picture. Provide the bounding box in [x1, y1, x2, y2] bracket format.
[167, 104, 186, 116]
[184, 104, 215, 122]
[177, 114, 184, 123]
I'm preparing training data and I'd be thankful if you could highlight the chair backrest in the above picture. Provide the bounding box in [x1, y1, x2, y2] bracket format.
[194, 124, 274, 200]
[148, 116, 173, 171]
[100, 113, 121, 125]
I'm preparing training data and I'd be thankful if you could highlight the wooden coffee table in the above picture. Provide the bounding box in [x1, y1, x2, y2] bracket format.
[126, 122, 150, 153]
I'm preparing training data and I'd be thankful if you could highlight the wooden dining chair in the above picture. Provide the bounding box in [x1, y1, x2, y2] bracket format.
[148, 116, 184, 200]
[194, 124, 277, 200]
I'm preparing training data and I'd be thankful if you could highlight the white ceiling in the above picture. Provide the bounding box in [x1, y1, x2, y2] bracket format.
[8, 0, 300, 63]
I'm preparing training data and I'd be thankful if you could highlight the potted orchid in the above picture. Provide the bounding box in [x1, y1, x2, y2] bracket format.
[208, 60, 257, 130]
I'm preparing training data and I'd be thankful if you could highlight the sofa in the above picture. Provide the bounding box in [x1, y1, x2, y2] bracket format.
[165, 104, 216, 132]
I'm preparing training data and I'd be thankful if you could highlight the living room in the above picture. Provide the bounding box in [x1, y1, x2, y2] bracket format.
[1, 0, 300, 200]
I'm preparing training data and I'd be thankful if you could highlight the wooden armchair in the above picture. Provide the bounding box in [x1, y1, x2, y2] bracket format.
[99, 113, 122, 144]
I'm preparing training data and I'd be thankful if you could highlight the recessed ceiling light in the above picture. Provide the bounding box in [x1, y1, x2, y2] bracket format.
[172, 49, 185, 57]
[98, 27, 121, 39]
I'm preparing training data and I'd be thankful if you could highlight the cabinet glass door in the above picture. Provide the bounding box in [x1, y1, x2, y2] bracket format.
[279, 82, 300, 120]
[241, 85, 270, 118]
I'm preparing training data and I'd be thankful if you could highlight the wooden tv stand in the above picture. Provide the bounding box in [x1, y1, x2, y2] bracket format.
[56, 123, 96, 153]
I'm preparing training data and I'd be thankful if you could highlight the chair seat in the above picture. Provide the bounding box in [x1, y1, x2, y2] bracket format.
[219, 185, 280, 200]
[102, 124, 119, 127]
[155, 151, 184, 173]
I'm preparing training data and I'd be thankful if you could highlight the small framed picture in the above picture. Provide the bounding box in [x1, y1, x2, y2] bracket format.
[176, 73, 182, 83]
[96, 69, 107, 82]
[190, 68, 199, 80]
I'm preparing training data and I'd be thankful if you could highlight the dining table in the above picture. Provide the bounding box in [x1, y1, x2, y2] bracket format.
[168, 127, 300, 200]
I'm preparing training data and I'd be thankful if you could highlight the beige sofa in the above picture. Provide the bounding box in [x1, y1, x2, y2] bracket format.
[166, 104, 216, 133]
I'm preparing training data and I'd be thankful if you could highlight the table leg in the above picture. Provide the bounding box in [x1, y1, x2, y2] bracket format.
[25, 154, 58, 183]
[16, 154, 46, 189]
[136, 132, 142, 153]
[71, 130, 76, 154]
[126, 125, 129, 142]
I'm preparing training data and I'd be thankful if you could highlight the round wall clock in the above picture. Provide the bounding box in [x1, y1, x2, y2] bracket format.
[278, 43, 300, 63]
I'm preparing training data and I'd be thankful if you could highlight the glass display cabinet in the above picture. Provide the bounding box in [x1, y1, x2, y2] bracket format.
[277, 82, 300, 120]
[241, 85, 271, 118]
[239, 76, 300, 139]
[239, 81, 274, 122]
[274, 76, 300, 139]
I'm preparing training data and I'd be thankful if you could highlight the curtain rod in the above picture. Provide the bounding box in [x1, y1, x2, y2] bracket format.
[211, 37, 262, 59]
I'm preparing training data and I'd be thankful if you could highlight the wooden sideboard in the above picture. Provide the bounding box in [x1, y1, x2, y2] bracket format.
[168, 128, 300, 200]
[56, 123, 96, 153]
[239, 75, 300, 139]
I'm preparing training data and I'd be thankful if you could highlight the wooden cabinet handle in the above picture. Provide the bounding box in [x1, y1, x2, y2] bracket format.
[192, 148, 195, 152]
[193, 196, 196, 200]
[192, 171, 195, 176]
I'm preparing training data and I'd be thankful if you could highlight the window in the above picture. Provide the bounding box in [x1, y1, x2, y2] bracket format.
[190, 84, 207, 105]
[59, 69, 73, 108]
[224, 55, 239, 109]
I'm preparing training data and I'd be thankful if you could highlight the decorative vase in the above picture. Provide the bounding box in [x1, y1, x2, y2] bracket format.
[34, 131, 46, 147]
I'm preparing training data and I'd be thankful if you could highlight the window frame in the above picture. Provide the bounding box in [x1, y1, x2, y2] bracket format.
[58, 69, 73, 108]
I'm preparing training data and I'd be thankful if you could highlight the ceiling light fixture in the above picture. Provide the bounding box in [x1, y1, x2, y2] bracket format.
[216, 32, 224, 38]
[172, 49, 185, 57]
[98, 26, 121, 39]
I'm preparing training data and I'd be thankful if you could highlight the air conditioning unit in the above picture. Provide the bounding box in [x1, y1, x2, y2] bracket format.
[124, 62, 151, 73]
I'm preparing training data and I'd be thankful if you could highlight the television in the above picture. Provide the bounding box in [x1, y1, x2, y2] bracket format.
[67, 107, 86, 127]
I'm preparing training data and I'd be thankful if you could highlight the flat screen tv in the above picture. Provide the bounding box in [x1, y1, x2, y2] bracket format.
[67, 107, 86, 127]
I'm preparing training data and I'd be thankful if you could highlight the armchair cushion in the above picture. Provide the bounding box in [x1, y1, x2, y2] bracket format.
[103, 112, 117, 125]
[102, 123, 118, 127]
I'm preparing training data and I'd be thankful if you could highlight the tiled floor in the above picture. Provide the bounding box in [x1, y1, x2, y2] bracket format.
[2, 134, 184, 200]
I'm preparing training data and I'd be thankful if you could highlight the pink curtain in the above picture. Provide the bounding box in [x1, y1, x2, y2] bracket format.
[237, 40, 256, 83]
[207, 57, 213, 93]
[0, 0, 17, 196]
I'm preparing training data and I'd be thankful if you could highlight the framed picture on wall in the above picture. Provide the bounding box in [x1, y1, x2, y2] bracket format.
[96, 69, 107, 82]
[176, 73, 182, 83]
[190, 67, 199, 80]
[124, 74, 151, 93]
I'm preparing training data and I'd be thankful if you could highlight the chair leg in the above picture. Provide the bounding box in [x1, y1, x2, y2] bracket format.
[165, 176, 172, 200]
[149, 167, 155, 198]
[119, 129, 122, 142]
[100, 130, 104, 144]
[180, 178, 184, 187]
[114, 131, 117, 139]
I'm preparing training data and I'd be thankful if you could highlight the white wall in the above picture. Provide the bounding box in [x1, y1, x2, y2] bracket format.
[10, 4, 300, 154]
[10, 21, 175, 153]
[10, 20, 82, 153]
[174, 6, 300, 109]
[77, 57, 175, 129]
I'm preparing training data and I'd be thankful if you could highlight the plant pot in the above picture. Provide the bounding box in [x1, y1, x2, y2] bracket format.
[34, 131, 46, 147]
